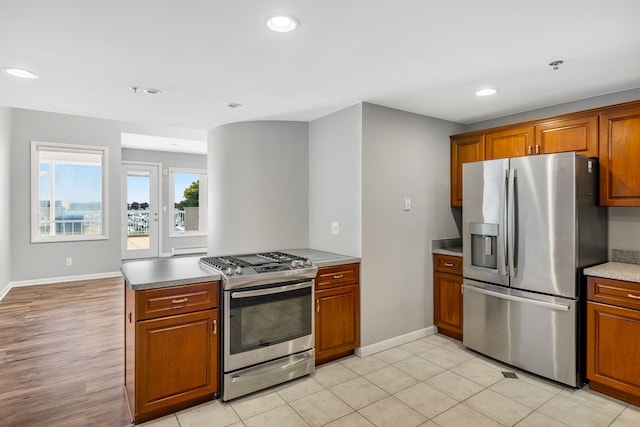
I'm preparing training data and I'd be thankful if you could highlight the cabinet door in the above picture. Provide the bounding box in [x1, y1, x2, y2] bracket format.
[485, 126, 534, 160]
[434, 271, 463, 340]
[135, 309, 218, 423]
[587, 301, 640, 404]
[450, 133, 485, 206]
[315, 284, 360, 363]
[599, 105, 640, 206]
[536, 115, 598, 157]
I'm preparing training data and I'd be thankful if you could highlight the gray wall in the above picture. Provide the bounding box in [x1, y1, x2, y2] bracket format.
[10, 108, 205, 282]
[465, 88, 640, 258]
[121, 148, 207, 256]
[207, 121, 309, 255]
[361, 103, 463, 346]
[308, 104, 362, 256]
[0, 108, 11, 295]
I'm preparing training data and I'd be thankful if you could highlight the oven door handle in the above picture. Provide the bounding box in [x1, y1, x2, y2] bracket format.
[231, 280, 313, 298]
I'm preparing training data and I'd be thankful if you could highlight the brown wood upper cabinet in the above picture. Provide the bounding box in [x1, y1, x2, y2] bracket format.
[485, 126, 534, 160]
[450, 109, 603, 206]
[535, 115, 598, 158]
[450, 133, 484, 207]
[599, 104, 640, 206]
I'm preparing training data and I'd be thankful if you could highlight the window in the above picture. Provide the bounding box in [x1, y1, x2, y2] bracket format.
[169, 168, 207, 236]
[31, 141, 108, 242]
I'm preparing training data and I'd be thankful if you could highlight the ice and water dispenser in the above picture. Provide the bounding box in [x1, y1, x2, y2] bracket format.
[469, 223, 498, 270]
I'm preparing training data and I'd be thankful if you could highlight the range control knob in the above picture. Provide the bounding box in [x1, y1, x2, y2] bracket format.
[235, 266, 243, 274]
[225, 267, 234, 276]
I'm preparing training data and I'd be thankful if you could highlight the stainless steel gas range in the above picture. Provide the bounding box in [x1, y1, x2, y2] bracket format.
[199, 251, 317, 401]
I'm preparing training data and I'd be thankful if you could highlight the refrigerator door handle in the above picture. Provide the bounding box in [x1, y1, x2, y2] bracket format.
[507, 169, 517, 277]
[501, 168, 509, 276]
[465, 284, 571, 312]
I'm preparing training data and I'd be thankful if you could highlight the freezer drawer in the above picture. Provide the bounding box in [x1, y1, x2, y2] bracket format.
[463, 280, 581, 387]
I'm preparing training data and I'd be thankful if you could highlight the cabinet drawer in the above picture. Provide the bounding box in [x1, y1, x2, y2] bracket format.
[434, 254, 462, 275]
[316, 264, 359, 290]
[587, 277, 640, 311]
[137, 282, 218, 321]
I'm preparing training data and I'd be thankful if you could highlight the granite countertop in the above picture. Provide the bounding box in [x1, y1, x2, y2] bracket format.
[121, 256, 221, 291]
[583, 249, 640, 284]
[431, 238, 463, 257]
[584, 262, 640, 284]
[121, 249, 360, 291]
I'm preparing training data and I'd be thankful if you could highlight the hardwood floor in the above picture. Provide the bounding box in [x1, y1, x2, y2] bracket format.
[0, 277, 131, 427]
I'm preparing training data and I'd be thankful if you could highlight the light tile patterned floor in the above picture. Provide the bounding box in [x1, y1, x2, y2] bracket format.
[139, 334, 640, 427]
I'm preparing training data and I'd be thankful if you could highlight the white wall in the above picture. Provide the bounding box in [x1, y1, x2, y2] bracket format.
[121, 148, 207, 256]
[10, 108, 205, 282]
[207, 121, 309, 255]
[0, 108, 11, 296]
[465, 88, 640, 257]
[308, 104, 362, 256]
[361, 103, 463, 346]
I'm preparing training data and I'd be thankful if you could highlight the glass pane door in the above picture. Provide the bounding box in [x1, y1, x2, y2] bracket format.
[122, 163, 159, 259]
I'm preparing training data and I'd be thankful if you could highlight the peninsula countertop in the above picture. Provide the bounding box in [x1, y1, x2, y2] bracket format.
[121, 249, 361, 291]
[121, 256, 221, 291]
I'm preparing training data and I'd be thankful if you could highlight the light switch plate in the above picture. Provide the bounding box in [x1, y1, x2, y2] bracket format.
[404, 197, 411, 211]
[331, 221, 339, 235]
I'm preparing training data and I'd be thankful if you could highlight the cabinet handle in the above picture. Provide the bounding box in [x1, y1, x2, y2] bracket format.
[316, 299, 320, 312]
[528, 145, 532, 155]
[171, 298, 188, 304]
[212, 319, 217, 335]
[444, 262, 454, 267]
[333, 274, 344, 279]
[128, 312, 132, 323]
[535, 144, 540, 155]
[461, 283, 464, 294]
[628, 293, 640, 300]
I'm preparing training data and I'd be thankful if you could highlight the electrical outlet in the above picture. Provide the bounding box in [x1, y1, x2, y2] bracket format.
[404, 197, 411, 211]
[66, 258, 72, 266]
[331, 221, 339, 235]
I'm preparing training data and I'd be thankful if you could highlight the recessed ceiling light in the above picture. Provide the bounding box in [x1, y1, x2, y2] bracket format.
[475, 88, 498, 96]
[3, 67, 39, 79]
[144, 88, 162, 95]
[266, 15, 299, 32]
[228, 103, 242, 108]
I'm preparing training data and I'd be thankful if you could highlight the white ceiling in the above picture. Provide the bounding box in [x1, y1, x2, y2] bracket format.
[2, 0, 640, 136]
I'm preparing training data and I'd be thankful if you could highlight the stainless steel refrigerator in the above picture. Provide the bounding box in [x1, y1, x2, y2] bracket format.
[462, 152, 607, 387]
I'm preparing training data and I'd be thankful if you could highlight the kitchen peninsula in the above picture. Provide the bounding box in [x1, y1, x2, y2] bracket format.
[120, 249, 360, 424]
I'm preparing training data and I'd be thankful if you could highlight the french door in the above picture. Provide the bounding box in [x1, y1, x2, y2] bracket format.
[121, 162, 160, 259]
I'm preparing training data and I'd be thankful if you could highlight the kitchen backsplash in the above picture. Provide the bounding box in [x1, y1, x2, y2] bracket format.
[612, 249, 640, 265]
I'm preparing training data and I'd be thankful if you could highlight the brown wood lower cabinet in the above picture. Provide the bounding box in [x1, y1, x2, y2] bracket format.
[315, 264, 360, 364]
[587, 276, 640, 406]
[125, 281, 219, 424]
[433, 254, 463, 340]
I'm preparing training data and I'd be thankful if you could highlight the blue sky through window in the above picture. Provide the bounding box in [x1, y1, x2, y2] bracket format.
[40, 162, 102, 203]
[126, 172, 199, 204]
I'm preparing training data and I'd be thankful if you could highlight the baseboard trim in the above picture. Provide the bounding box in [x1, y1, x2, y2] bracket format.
[0, 283, 10, 302]
[355, 326, 437, 358]
[1, 271, 123, 302]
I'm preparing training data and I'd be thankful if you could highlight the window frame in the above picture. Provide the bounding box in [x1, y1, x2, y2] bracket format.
[30, 141, 109, 243]
[168, 167, 207, 237]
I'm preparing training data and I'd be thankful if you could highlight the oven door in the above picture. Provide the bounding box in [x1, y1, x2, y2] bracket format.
[224, 279, 314, 372]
